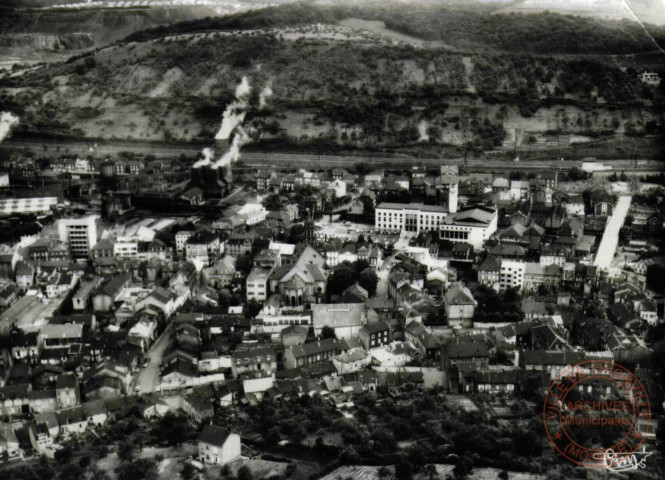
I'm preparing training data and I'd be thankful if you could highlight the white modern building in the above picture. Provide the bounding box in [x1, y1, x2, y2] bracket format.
[439, 205, 497, 251]
[499, 259, 525, 291]
[246, 267, 272, 302]
[375, 203, 448, 234]
[57, 216, 98, 259]
[0, 197, 58, 216]
[113, 237, 139, 258]
[175, 231, 193, 255]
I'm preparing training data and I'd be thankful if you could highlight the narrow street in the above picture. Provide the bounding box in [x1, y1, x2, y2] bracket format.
[133, 325, 172, 394]
[594, 195, 632, 271]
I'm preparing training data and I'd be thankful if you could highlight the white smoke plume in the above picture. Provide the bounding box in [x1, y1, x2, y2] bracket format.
[259, 84, 273, 110]
[0, 112, 19, 144]
[215, 76, 252, 141]
[192, 146, 214, 168]
[193, 77, 272, 170]
[213, 129, 250, 168]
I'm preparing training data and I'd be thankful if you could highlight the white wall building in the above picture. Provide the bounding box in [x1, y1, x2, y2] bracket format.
[113, 237, 139, 258]
[500, 259, 525, 291]
[439, 205, 497, 251]
[376, 203, 448, 234]
[246, 267, 271, 302]
[175, 231, 193, 255]
[58, 216, 98, 259]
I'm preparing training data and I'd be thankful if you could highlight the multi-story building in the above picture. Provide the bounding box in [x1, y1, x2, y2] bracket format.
[359, 321, 391, 350]
[478, 256, 501, 290]
[58, 216, 98, 259]
[284, 338, 349, 369]
[246, 267, 272, 302]
[113, 237, 139, 258]
[55, 374, 80, 409]
[254, 305, 312, 334]
[439, 205, 497, 251]
[175, 231, 193, 255]
[185, 231, 220, 266]
[499, 259, 525, 291]
[198, 425, 241, 465]
[375, 203, 448, 234]
[230, 346, 276, 379]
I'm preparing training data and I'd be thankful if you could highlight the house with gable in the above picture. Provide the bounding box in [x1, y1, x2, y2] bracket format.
[198, 424, 241, 465]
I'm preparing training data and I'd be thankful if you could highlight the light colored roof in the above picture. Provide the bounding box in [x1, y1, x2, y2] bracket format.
[40, 324, 83, 339]
[377, 202, 447, 213]
[445, 285, 475, 305]
[444, 206, 495, 226]
[312, 303, 367, 329]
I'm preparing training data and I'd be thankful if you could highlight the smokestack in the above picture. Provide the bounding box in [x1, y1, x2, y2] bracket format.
[449, 182, 458, 214]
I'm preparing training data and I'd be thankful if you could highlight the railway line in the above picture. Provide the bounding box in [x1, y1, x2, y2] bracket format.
[2, 139, 662, 173]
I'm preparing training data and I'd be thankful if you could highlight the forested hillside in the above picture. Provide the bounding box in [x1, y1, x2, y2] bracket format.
[1, 2, 663, 156]
[126, 2, 665, 54]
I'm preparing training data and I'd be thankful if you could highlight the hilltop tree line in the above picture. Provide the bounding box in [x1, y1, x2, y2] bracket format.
[125, 2, 665, 55]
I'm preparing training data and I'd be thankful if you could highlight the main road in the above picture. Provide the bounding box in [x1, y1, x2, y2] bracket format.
[594, 195, 632, 271]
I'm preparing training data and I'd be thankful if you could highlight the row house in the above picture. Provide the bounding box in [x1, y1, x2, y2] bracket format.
[284, 338, 350, 369]
[230, 346, 277, 379]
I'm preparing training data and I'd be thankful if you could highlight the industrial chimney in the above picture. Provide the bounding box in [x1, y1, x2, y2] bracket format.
[448, 182, 458, 214]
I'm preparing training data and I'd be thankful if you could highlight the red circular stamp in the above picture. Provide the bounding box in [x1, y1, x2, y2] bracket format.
[542, 360, 651, 468]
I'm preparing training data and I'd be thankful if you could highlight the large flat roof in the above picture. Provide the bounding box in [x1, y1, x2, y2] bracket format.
[377, 202, 447, 213]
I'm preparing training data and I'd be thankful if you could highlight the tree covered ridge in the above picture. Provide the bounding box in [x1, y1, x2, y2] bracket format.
[124, 1, 665, 55]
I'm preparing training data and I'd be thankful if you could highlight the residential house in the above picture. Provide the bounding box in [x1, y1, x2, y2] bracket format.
[56, 406, 88, 438]
[359, 321, 391, 350]
[404, 321, 442, 360]
[198, 424, 241, 465]
[183, 393, 214, 423]
[92, 273, 131, 312]
[56, 373, 80, 408]
[284, 338, 349, 369]
[444, 285, 477, 328]
[332, 349, 372, 375]
[230, 346, 276, 379]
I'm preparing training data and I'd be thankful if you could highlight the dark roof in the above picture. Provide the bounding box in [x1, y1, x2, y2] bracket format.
[199, 424, 231, 447]
[96, 273, 130, 298]
[523, 350, 585, 366]
[288, 338, 349, 359]
[185, 393, 213, 413]
[478, 256, 501, 272]
[55, 373, 77, 389]
[364, 321, 390, 335]
[445, 342, 489, 359]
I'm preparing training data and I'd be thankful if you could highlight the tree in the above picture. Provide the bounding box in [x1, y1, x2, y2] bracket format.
[116, 458, 158, 480]
[180, 462, 196, 480]
[453, 455, 474, 479]
[647, 264, 665, 294]
[235, 254, 253, 277]
[498, 470, 509, 480]
[117, 441, 134, 460]
[378, 466, 391, 480]
[54, 445, 73, 464]
[321, 325, 336, 339]
[246, 299, 262, 318]
[327, 264, 356, 297]
[154, 412, 192, 446]
[394, 456, 414, 480]
[358, 268, 378, 297]
[513, 428, 542, 457]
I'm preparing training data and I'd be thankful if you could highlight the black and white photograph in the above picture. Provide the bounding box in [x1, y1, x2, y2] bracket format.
[0, 0, 664, 479]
